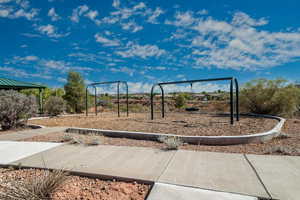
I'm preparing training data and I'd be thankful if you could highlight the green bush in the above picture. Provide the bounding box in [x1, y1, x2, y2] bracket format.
[0, 90, 37, 130]
[240, 79, 300, 116]
[44, 96, 65, 116]
[174, 93, 186, 108]
[64, 71, 86, 113]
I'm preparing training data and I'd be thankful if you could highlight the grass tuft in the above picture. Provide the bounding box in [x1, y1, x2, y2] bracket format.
[0, 170, 68, 200]
[158, 136, 183, 150]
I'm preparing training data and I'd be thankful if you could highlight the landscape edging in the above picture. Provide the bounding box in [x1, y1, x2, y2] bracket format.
[66, 114, 286, 145]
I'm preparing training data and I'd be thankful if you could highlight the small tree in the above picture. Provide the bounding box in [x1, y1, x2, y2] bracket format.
[63, 71, 86, 113]
[0, 90, 37, 130]
[240, 79, 300, 116]
[174, 93, 186, 108]
[44, 96, 65, 116]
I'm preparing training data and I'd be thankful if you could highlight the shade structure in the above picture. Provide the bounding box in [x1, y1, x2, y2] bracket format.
[0, 77, 46, 113]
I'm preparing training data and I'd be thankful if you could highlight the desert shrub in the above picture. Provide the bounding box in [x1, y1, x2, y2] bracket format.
[174, 93, 186, 109]
[0, 90, 37, 130]
[264, 146, 299, 155]
[85, 137, 101, 146]
[0, 170, 68, 200]
[211, 101, 228, 112]
[240, 79, 300, 116]
[44, 96, 65, 116]
[61, 133, 73, 142]
[158, 136, 183, 150]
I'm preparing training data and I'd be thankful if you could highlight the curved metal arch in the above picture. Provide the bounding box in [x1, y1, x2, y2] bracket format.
[150, 77, 240, 124]
[86, 81, 129, 117]
[150, 84, 164, 120]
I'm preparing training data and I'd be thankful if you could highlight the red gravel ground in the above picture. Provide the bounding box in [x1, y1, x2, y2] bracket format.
[0, 126, 32, 135]
[29, 112, 277, 136]
[0, 168, 150, 200]
[23, 118, 300, 156]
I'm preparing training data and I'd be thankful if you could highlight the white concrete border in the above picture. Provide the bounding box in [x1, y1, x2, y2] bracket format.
[65, 114, 286, 145]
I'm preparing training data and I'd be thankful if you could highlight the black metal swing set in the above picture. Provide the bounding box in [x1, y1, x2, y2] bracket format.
[85, 77, 240, 125]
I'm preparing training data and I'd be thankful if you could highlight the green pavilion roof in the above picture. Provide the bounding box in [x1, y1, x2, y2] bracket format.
[0, 77, 46, 90]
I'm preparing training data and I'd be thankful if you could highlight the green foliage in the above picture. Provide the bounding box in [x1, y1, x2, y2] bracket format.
[0, 90, 37, 130]
[21, 88, 65, 104]
[44, 96, 66, 116]
[63, 71, 86, 113]
[174, 93, 187, 108]
[240, 78, 300, 116]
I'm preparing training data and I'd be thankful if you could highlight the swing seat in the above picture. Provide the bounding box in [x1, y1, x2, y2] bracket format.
[185, 107, 199, 112]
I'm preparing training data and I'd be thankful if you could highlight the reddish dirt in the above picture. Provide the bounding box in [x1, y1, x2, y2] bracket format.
[0, 126, 32, 135]
[23, 118, 300, 156]
[29, 112, 277, 136]
[0, 168, 150, 200]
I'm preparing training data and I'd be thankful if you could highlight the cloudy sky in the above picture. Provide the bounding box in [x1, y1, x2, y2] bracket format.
[1, 0, 300, 93]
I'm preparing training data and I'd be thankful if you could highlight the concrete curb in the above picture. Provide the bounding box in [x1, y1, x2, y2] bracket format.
[66, 114, 285, 145]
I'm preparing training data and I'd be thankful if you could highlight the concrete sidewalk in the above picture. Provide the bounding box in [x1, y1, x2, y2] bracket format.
[1, 144, 298, 200]
[147, 183, 258, 200]
[0, 127, 67, 141]
[0, 141, 62, 164]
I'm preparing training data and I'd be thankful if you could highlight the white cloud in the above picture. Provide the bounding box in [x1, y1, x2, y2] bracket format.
[112, 0, 120, 8]
[121, 21, 143, 32]
[70, 5, 89, 22]
[43, 60, 66, 70]
[166, 11, 300, 70]
[10, 55, 39, 64]
[102, 2, 164, 32]
[85, 10, 98, 20]
[232, 12, 268, 27]
[70, 5, 100, 25]
[0, 0, 38, 20]
[48, 8, 60, 21]
[57, 77, 67, 83]
[42, 59, 93, 72]
[94, 33, 120, 46]
[147, 7, 164, 24]
[166, 11, 196, 27]
[37, 24, 68, 38]
[116, 42, 166, 59]
[197, 9, 208, 15]
[0, 66, 51, 80]
[24, 55, 38, 61]
[111, 67, 135, 76]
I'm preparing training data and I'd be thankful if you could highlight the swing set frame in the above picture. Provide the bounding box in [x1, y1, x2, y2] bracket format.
[150, 77, 239, 124]
[85, 81, 129, 117]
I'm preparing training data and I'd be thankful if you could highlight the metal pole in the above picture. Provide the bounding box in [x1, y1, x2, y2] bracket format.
[230, 79, 234, 124]
[117, 82, 120, 117]
[160, 85, 165, 118]
[125, 82, 129, 117]
[94, 86, 97, 116]
[150, 85, 155, 120]
[85, 87, 88, 116]
[235, 78, 239, 121]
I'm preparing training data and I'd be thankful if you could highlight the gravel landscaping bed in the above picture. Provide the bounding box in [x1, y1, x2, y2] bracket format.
[29, 112, 277, 136]
[0, 168, 150, 200]
[23, 118, 300, 156]
[0, 126, 34, 135]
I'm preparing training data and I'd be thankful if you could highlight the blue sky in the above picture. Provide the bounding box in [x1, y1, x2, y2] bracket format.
[1, 0, 300, 93]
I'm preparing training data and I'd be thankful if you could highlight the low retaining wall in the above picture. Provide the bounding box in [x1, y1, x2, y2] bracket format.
[66, 114, 286, 145]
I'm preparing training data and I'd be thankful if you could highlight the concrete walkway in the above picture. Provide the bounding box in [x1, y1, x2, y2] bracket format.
[147, 183, 258, 200]
[0, 143, 298, 200]
[0, 127, 67, 141]
[0, 141, 62, 164]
